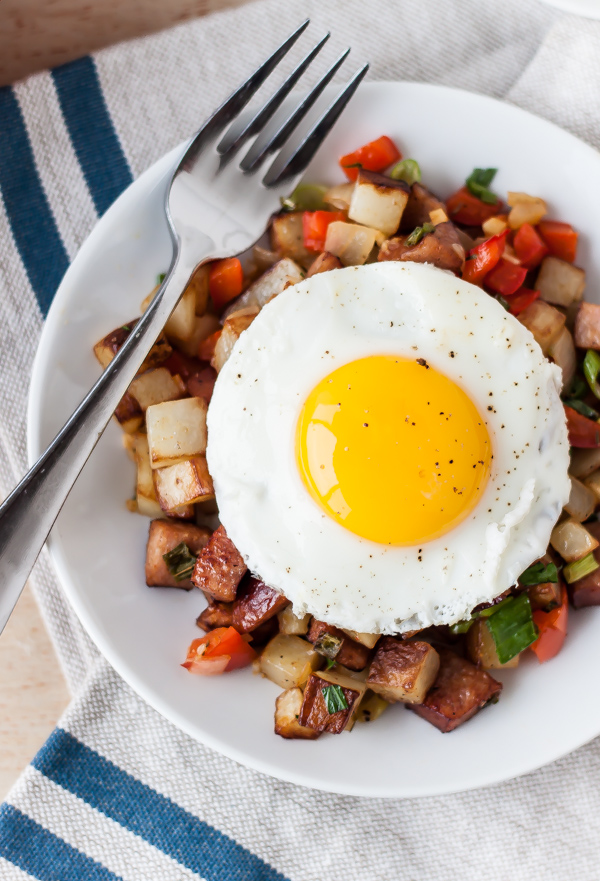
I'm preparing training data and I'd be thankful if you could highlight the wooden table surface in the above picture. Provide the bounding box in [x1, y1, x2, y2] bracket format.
[0, 0, 245, 802]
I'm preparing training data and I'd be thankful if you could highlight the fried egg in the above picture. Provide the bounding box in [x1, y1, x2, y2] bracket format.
[207, 262, 570, 634]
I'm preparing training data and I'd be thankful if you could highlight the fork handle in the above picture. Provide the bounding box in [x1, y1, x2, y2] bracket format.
[0, 248, 209, 634]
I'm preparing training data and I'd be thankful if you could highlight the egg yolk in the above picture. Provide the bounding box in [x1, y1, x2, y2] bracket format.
[296, 355, 492, 545]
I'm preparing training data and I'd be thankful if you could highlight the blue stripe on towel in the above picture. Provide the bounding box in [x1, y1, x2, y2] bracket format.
[52, 57, 133, 216]
[33, 729, 290, 881]
[0, 804, 123, 881]
[0, 86, 70, 317]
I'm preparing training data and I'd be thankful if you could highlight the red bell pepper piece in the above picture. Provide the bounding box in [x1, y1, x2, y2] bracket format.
[484, 258, 527, 296]
[537, 220, 578, 263]
[564, 405, 600, 448]
[198, 329, 222, 362]
[182, 627, 256, 676]
[446, 186, 501, 226]
[339, 135, 401, 182]
[530, 585, 568, 663]
[513, 223, 549, 269]
[462, 231, 507, 285]
[209, 257, 244, 312]
[302, 210, 346, 252]
[503, 287, 540, 316]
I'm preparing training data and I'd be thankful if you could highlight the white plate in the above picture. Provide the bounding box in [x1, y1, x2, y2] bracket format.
[28, 82, 600, 798]
[540, 0, 600, 18]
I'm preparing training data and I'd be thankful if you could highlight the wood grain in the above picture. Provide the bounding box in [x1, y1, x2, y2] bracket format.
[0, 0, 248, 87]
[0, 584, 69, 800]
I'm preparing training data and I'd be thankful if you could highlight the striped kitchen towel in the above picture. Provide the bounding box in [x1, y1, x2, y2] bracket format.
[2, 1, 600, 878]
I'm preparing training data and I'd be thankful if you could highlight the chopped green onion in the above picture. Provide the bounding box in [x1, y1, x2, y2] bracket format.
[321, 684, 348, 714]
[121, 324, 132, 332]
[390, 158, 421, 185]
[162, 542, 197, 582]
[563, 398, 600, 420]
[584, 350, 600, 399]
[157, 272, 166, 284]
[485, 594, 538, 664]
[568, 374, 588, 400]
[495, 295, 510, 312]
[325, 657, 336, 670]
[314, 632, 342, 660]
[563, 552, 599, 584]
[449, 619, 473, 635]
[465, 168, 499, 205]
[476, 596, 513, 617]
[406, 222, 435, 246]
[280, 182, 328, 212]
[520, 561, 559, 586]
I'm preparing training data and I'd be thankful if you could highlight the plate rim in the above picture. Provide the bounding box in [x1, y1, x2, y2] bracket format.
[27, 79, 600, 799]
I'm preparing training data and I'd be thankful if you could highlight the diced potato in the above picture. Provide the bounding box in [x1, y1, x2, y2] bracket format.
[191, 524, 247, 601]
[211, 307, 259, 373]
[518, 299, 566, 355]
[233, 578, 288, 633]
[196, 601, 233, 631]
[570, 447, 600, 479]
[153, 456, 214, 511]
[260, 634, 322, 690]
[132, 434, 193, 519]
[507, 192, 547, 229]
[537, 256, 585, 308]
[574, 301, 600, 350]
[323, 182, 354, 211]
[342, 629, 380, 649]
[307, 620, 372, 671]
[114, 392, 143, 434]
[324, 221, 379, 266]
[465, 618, 520, 669]
[252, 245, 280, 274]
[299, 670, 366, 734]
[128, 367, 185, 412]
[228, 258, 303, 314]
[174, 313, 221, 358]
[274, 687, 320, 740]
[93, 322, 172, 372]
[122, 432, 137, 462]
[356, 691, 390, 724]
[584, 468, 600, 503]
[164, 286, 196, 343]
[146, 397, 207, 469]
[306, 251, 342, 277]
[366, 638, 440, 704]
[270, 213, 311, 265]
[565, 476, 597, 521]
[482, 215, 508, 236]
[188, 264, 210, 316]
[547, 327, 576, 392]
[145, 519, 211, 589]
[550, 517, 599, 562]
[277, 605, 311, 636]
[140, 285, 158, 313]
[348, 170, 409, 236]
[409, 649, 502, 733]
[528, 579, 562, 611]
[502, 243, 521, 265]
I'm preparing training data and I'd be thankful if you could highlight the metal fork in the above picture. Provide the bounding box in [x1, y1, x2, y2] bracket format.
[0, 21, 368, 634]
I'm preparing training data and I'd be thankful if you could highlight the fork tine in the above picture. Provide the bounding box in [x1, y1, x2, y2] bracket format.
[179, 20, 309, 168]
[239, 48, 351, 174]
[263, 63, 369, 188]
[218, 34, 330, 160]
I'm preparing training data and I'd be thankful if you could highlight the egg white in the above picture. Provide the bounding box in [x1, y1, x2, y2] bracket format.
[207, 262, 570, 634]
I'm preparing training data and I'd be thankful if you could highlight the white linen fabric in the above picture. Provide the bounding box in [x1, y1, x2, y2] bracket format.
[2, 1, 600, 878]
